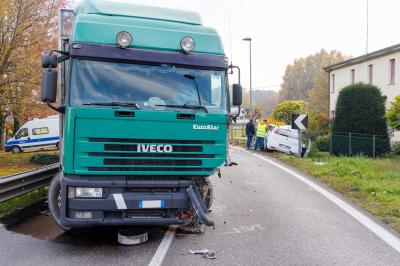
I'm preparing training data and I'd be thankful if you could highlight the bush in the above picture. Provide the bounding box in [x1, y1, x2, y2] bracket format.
[271, 100, 307, 124]
[391, 143, 400, 156]
[30, 153, 59, 165]
[386, 95, 400, 130]
[315, 135, 330, 152]
[332, 83, 390, 156]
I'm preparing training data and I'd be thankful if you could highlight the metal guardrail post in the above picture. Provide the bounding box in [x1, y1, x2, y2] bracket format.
[0, 164, 60, 203]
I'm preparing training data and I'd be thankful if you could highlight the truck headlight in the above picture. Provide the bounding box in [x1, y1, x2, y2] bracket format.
[180, 36, 195, 53]
[117, 31, 132, 48]
[75, 187, 103, 198]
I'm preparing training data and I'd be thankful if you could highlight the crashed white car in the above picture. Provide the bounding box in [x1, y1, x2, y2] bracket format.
[266, 125, 311, 157]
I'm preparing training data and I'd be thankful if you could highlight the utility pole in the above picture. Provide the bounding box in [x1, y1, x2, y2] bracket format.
[366, 0, 369, 54]
[243, 37, 253, 115]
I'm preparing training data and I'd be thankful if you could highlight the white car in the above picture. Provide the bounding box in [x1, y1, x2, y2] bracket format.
[266, 125, 310, 157]
[5, 115, 60, 154]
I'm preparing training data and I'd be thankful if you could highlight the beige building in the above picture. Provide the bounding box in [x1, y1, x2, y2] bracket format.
[325, 44, 400, 119]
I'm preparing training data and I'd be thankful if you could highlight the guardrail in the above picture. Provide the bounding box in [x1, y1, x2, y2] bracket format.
[0, 164, 59, 203]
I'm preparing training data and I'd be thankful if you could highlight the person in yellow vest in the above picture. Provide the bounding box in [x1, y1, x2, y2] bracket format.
[254, 119, 268, 151]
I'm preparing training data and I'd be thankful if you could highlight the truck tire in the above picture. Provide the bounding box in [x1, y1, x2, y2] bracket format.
[48, 173, 71, 231]
[11, 146, 22, 154]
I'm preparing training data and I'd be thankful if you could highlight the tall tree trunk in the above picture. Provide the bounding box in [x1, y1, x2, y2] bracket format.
[0, 114, 6, 150]
[13, 115, 20, 133]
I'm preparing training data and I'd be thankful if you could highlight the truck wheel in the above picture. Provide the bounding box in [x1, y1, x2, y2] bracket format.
[11, 146, 22, 154]
[48, 173, 71, 231]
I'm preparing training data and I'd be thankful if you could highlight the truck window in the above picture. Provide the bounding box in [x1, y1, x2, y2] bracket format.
[15, 128, 28, 139]
[32, 127, 49, 135]
[69, 59, 228, 114]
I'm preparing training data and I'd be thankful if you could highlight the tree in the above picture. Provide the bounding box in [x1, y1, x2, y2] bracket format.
[332, 83, 390, 156]
[278, 50, 348, 114]
[386, 95, 400, 130]
[271, 100, 307, 124]
[0, 0, 68, 147]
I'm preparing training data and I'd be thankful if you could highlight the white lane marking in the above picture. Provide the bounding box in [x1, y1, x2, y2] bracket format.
[149, 226, 177, 266]
[232, 146, 400, 253]
[112, 194, 127, 210]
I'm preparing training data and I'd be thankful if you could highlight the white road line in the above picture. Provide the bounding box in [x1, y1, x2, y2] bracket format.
[148, 226, 177, 266]
[232, 146, 400, 253]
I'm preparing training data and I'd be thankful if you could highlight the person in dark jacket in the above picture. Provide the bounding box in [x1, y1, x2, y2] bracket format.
[245, 119, 256, 150]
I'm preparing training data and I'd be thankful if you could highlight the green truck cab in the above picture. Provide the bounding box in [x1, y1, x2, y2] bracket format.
[41, 0, 242, 230]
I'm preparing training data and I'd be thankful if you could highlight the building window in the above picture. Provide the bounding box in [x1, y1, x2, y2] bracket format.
[350, 69, 355, 84]
[331, 74, 335, 93]
[389, 59, 396, 85]
[368, 64, 373, 84]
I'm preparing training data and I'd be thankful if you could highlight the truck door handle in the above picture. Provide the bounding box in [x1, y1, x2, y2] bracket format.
[177, 113, 195, 120]
[115, 111, 135, 117]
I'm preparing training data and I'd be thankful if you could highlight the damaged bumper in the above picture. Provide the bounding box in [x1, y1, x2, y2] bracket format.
[59, 174, 214, 228]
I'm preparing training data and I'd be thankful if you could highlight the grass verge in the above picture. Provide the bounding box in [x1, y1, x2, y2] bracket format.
[0, 150, 58, 177]
[0, 188, 48, 217]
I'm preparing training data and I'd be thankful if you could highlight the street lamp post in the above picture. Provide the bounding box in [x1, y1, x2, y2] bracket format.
[243, 37, 253, 116]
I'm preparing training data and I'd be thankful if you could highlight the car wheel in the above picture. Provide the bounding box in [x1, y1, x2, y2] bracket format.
[48, 173, 71, 231]
[11, 146, 22, 154]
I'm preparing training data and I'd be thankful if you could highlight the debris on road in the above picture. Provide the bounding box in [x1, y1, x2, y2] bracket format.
[189, 249, 217, 259]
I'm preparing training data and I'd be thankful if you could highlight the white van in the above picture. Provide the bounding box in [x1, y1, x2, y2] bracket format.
[266, 125, 311, 157]
[5, 115, 60, 154]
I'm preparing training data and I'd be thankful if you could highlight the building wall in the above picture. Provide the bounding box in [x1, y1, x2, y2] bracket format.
[329, 52, 400, 118]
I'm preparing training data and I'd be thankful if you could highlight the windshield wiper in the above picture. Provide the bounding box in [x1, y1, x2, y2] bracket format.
[155, 104, 208, 113]
[83, 102, 140, 110]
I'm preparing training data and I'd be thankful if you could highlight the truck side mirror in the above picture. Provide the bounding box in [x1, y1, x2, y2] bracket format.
[41, 53, 58, 103]
[41, 69, 58, 103]
[232, 84, 242, 106]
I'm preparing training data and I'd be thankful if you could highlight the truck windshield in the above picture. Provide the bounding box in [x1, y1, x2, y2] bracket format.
[69, 59, 228, 114]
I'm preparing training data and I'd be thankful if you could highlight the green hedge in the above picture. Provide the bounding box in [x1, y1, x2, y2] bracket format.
[315, 135, 330, 152]
[30, 153, 59, 165]
[332, 83, 390, 156]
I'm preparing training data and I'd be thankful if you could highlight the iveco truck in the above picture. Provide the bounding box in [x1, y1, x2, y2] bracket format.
[41, 0, 242, 230]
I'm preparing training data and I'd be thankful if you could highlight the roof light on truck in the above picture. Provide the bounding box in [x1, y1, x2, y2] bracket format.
[116, 31, 132, 48]
[180, 36, 195, 53]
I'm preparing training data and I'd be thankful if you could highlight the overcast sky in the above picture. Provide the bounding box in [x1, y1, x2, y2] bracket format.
[80, 0, 400, 91]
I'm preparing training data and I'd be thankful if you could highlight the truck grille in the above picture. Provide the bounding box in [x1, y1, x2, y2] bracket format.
[78, 138, 223, 174]
[104, 144, 202, 153]
[104, 159, 201, 166]
[90, 138, 214, 144]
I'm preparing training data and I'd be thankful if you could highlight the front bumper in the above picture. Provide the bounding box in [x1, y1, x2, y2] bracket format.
[59, 174, 210, 228]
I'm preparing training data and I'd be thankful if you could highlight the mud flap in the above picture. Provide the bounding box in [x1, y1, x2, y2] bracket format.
[186, 185, 215, 228]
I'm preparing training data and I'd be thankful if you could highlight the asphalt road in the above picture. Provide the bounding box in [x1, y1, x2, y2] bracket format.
[1, 147, 400, 265]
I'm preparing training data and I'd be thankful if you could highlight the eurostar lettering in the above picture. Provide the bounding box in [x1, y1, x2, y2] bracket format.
[137, 144, 173, 153]
[193, 125, 219, 131]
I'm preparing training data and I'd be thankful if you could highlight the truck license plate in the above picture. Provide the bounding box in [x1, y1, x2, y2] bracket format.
[138, 200, 164, 209]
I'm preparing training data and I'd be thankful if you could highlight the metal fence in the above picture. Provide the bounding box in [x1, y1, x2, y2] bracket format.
[0, 164, 59, 203]
[331, 133, 390, 158]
